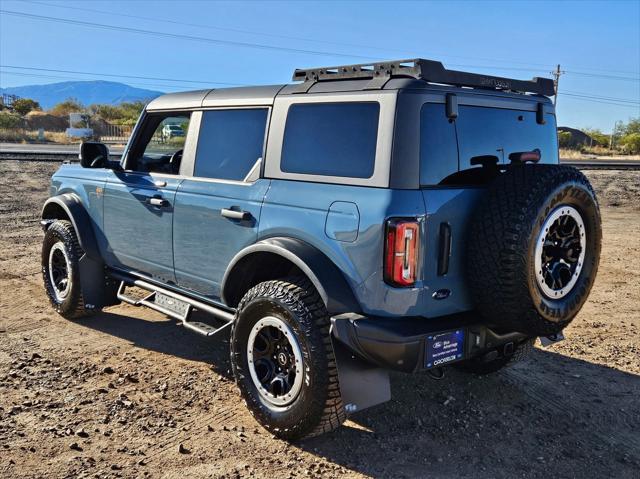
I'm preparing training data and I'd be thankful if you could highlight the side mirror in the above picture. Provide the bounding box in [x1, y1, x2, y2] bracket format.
[79, 142, 110, 168]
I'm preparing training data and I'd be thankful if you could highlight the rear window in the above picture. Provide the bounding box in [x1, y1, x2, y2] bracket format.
[281, 102, 379, 178]
[420, 103, 558, 185]
[456, 106, 558, 171]
[420, 103, 459, 185]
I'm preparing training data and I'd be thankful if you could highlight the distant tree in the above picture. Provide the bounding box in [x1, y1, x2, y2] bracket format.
[12, 98, 41, 116]
[620, 132, 640, 155]
[622, 118, 640, 135]
[557, 130, 572, 148]
[583, 128, 609, 147]
[89, 101, 145, 123]
[89, 104, 122, 121]
[49, 98, 85, 116]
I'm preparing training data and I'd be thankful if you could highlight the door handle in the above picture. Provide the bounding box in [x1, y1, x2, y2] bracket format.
[147, 197, 169, 207]
[221, 208, 252, 221]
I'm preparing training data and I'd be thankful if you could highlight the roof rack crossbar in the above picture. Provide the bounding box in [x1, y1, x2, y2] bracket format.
[291, 58, 555, 96]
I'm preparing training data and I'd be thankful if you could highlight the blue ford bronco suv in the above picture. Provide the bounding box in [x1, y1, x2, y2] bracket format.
[41, 59, 602, 440]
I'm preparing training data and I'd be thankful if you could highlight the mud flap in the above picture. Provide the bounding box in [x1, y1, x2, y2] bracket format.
[78, 255, 119, 310]
[331, 336, 391, 415]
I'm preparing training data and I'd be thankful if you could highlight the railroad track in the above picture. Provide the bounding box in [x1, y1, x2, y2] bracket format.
[1, 149, 639, 170]
[0, 151, 121, 162]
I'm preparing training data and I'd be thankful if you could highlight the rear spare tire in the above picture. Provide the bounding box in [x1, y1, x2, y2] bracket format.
[467, 165, 601, 336]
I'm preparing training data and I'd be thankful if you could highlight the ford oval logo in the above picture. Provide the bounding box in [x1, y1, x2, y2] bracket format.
[432, 289, 451, 300]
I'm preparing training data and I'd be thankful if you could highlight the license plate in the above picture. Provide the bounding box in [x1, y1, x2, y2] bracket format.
[425, 329, 465, 369]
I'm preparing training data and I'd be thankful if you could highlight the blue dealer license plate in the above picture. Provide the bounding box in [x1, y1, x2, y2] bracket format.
[425, 329, 465, 369]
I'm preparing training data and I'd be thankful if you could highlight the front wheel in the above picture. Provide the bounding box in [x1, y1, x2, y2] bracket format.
[230, 278, 345, 440]
[42, 220, 94, 319]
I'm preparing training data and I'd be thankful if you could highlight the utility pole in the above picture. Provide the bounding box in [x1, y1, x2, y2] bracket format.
[551, 64, 565, 106]
[610, 120, 622, 150]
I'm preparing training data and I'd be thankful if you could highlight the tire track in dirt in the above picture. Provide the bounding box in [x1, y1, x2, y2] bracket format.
[504, 366, 640, 458]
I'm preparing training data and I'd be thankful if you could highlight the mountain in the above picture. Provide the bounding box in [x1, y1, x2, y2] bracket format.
[0, 80, 163, 109]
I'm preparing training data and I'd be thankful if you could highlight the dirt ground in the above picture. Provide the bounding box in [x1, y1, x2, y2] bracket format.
[0, 161, 638, 479]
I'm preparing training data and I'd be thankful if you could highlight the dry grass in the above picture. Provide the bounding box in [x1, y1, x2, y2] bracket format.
[0, 129, 83, 144]
[560, 148, 640, 160]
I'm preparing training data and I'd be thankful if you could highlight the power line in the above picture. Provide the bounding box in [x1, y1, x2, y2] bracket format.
[559, 93, 640, 109]
[0, 65, 245, 87]
[26, 0, 414, 56]
[26, 0, 640, 77]
[0, 9, 380, 60]
[561, 90, 640, 104]
[7, 7, 639, 85]
[564, 70, 640, 82]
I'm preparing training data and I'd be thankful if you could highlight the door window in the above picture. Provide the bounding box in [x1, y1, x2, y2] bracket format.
[128, 113, 191, 174]
[193, 108, 268, 181]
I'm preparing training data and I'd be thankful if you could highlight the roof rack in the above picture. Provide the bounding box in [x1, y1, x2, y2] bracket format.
[291, 58, 555, 96]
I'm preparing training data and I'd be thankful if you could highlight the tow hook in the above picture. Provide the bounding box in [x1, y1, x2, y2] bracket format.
[427, 367, 445, 380]
[539, 331, 565, 347]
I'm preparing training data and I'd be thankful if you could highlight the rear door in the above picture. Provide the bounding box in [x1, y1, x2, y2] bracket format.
[173, 108, 270, 299]
[102, 112, 194, 284]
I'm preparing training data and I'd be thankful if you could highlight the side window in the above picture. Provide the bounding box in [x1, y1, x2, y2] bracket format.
[129, 114, 191, 174]
[194, 108, 268, 181]
[420, 103, 459, 185]
[456, 106, 558, 170]
[281, 102, 379, 179]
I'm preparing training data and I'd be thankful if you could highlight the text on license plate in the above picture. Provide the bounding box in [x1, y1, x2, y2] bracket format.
[425, 329, 465, 369]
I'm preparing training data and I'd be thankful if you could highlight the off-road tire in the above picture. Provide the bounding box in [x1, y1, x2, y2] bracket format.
[42, 220, 93, 319]
[455, 338, 535, 375]
[468, 164, 601, 336]
[230, 277, 345, 440]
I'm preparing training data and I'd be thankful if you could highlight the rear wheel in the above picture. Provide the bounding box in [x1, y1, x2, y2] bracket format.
[42, 220, 93, 319]
[230, 277, 345, 440]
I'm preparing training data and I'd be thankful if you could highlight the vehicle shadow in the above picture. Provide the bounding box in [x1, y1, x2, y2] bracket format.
[77, 308, 234, 379]
[298, 348, 640, 478]
[75, 309, 640, 478]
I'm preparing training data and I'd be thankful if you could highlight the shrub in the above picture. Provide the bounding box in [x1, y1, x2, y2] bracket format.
[12, 98, 41, 116]
[557, 131, 572, 148]
[0, 111, 22, 128]
[49, 98, 85, 116]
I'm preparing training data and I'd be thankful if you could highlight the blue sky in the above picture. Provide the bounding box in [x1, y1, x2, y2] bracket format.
[1, 0, 638, 131]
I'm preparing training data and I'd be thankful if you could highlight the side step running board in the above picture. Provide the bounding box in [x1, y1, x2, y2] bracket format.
[112, 272, 234, 338]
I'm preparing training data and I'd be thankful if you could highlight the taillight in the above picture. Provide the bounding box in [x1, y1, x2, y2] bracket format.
[384, 219, 420, 287]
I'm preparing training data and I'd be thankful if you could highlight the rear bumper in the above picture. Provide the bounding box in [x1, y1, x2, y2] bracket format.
[331, 313, 529, 373]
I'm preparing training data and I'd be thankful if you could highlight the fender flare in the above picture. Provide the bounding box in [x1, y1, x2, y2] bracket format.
[41, 193, 101, 260]
[221, 237, 361, 314]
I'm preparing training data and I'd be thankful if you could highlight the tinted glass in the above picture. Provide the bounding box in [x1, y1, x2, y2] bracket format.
[281, 102, 379, 178]
[420, 103, 459, 185]
[456, 106, 558, 171]
[194, 108, 268, 181]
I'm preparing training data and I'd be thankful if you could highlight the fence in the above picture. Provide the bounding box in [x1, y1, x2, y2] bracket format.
[99, 123, 134, 144]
